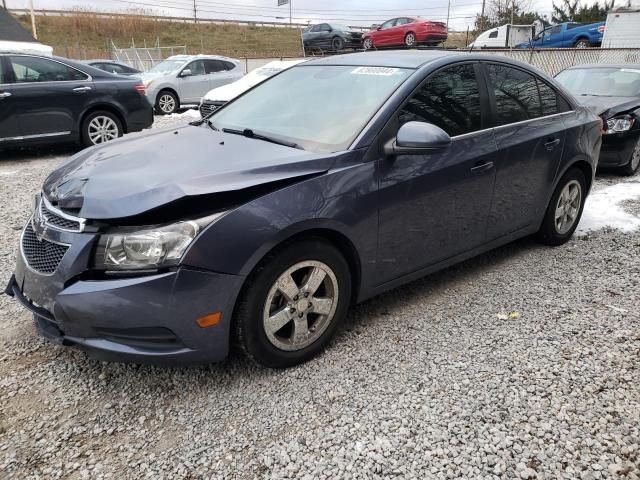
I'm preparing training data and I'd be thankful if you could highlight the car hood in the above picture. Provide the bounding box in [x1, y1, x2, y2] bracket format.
[42, 125, 337, 220]
[136, 71, 172, 82]
[203, 80, 252, 102]
[575, 95, 640, 117]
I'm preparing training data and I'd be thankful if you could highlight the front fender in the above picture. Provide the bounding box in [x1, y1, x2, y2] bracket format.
[181, 156, 379, 291]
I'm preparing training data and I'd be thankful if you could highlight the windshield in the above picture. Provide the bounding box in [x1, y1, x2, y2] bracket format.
[148, 59, 187, 74]
[556, 67, 640, 97]
[209, 65, 412, 153]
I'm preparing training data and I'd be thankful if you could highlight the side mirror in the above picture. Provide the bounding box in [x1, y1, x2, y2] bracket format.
[377, 26, 382, 31]
[384, 121, 451, 156]
[180, 68, 192, 77]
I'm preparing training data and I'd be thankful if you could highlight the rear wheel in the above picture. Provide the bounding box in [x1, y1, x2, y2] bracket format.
[620, 138, 640, 176]
[363, 37, 373, 50]
[405, 32, 417, 48]
[535, 168, 587, 246]
[155, 90, 179, 115]
[234, 238, 352, 368]
[574, 38, 590, 48]
[332, 36, 345, 51]
[81, 111, 123, 147]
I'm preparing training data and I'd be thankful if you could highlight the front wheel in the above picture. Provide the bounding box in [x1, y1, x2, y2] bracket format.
[405, 32, 417, 48]
[332, 36, 345, 51]
[234, 238, 352, 368]
[535, 168, 587, 246]
[363, 37, 373, 50]
[155, 90, 179, 115]
[574, 39, 590, 48]
[620, 138, 640, 176]
[81, 111, 123, 147]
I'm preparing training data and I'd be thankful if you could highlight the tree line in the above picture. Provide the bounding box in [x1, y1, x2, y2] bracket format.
[474, 0, 631, 32]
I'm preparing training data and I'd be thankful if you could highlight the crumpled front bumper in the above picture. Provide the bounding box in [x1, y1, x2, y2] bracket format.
[7, 236, 245, 365]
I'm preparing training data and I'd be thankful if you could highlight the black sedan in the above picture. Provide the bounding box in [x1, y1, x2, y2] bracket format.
[556, 64, 640, 175]
[84, 59, 142, 76]
[302, 23, 363, 53]
[0, 53, 153, 148]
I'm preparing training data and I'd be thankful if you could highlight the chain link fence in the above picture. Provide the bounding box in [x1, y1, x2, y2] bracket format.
[479, 48, 640, 76]
[109, 40, 187, 70]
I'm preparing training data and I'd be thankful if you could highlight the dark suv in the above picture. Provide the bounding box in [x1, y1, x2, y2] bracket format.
[0, 53, 153, 148]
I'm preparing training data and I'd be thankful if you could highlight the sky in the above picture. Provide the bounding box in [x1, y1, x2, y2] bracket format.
[4, 0, 612, 31]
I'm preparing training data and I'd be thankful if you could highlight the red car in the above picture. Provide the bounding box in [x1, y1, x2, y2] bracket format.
[363, 17, 448, 49]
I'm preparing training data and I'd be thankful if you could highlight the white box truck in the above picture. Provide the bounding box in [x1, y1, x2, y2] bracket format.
[602, 8, 640, 48]
[468, 24, 535, 48]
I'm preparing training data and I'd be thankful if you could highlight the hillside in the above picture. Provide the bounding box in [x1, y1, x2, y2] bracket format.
[14, 11, 473, 60]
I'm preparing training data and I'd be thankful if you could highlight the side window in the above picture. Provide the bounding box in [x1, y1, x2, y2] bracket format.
[538, 80, 560, 115]
[104, 63, 125, 74]
[320, 23, 332, 32]
[205, 60, 227, 74]
[395, 18, 409, 26]
[489, 30, 499, 38]
[487, 64, 542, 125]
[223, 61, 236, 71]
[551, 25, 562, 35]
[399, 63, 483, 137]
[381, 19, 396, 30]
[10, 56, 88, 83]
[310, 24, 321, 33]
[187, 60, 206, 76]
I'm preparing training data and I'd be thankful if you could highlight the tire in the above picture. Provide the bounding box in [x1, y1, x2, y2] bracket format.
[363, 37, 373, 50]
[155, 90, 179, 115]
[234, 238, 352, 368]
[574, 38, 590, 48]
[332, 36, 345, 51]
[620, 138, 640, 176]
[81, 110, 123, 147]
[405, 32, 417, 48]
[535, 168, 587, 246]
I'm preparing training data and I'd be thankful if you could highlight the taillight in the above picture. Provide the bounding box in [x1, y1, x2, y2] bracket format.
[134, 84, 146, 95]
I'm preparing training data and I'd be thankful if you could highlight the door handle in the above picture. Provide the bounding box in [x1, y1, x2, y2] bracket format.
[544, 138, 561, 150]
[73, 86, 92, 93]
[470, 161, 494, 174]
[0, 92, 12, 99]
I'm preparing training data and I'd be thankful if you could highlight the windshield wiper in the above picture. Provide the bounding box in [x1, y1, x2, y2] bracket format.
[222, 128, 304, 150]
[190, 117, 219, 131]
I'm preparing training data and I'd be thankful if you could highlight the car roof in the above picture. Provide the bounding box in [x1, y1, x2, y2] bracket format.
[166, 54, 238, 62]
[563, 63, 640, 70]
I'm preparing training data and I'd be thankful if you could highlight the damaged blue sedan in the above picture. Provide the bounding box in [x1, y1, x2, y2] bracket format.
[6, 51, 602, 368]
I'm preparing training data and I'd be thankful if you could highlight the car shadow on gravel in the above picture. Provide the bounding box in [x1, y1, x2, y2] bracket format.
[0, 144, 82, 164]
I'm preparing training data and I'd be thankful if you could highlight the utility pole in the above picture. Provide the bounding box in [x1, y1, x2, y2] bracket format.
[193, 0, 197, 23]
[2, 0, 6, 10]
[289, 0, 292, 26]
[29, 0, 37, 39]
[446, 0, 451, 27]
[480, 0, 486, 30]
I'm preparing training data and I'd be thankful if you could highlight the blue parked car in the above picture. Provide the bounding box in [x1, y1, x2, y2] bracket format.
[6, 51, 602, 368]
[515, 22, 605, 49]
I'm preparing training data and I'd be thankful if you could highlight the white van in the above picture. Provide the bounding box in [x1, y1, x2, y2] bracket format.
[469, 24, 535, 48]
[602, 8, 640, 48]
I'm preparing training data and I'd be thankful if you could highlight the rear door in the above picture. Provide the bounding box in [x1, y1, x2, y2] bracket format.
[390, 18, 410, 45]
[7, 55, 91, 139]
[0, 55, 22, 141]
[482, 62, 569, 240]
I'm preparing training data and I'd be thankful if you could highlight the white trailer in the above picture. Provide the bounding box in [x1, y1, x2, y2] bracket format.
[602, 8, 640, 48]
[469, 24, 535, 48]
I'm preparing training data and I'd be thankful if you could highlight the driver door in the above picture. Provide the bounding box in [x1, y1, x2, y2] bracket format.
[376, 63, 497, 282]
[0, 56, 21, 141]
[177, 60, 208, 103]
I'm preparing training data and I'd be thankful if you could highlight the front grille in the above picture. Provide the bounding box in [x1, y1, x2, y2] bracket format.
[21, 223, 69, 274]
[40, 199, 81, 231]
[199, 101, 225, 117]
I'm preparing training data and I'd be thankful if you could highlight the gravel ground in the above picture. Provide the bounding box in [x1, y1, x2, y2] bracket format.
[1, 116, 639, 480]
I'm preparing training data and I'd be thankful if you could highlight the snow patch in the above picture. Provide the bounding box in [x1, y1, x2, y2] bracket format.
[577, 179, 640, 234]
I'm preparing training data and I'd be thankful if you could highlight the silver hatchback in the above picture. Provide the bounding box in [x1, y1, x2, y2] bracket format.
[138, 55, 243, 114]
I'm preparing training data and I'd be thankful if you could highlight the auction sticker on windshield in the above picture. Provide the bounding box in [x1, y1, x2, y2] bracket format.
[351, 67, 401, 76]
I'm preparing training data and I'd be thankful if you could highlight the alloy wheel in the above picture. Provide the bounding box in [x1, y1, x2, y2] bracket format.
[630, 142, 640, 172]
[554, 180, 582, 235]
[262, 260, 339, 352]
[405, 33, 416, 47]
[363, 38, 373, 50]
[158, 94, 176, 114]
[87, 116, 119, 145]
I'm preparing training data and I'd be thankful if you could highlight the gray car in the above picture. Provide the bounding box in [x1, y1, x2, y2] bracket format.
[138, 55, 243, 114]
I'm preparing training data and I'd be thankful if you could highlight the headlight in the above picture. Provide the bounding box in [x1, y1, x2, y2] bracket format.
[605, 115, 635, 134]
[94, 212, 225, 270]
